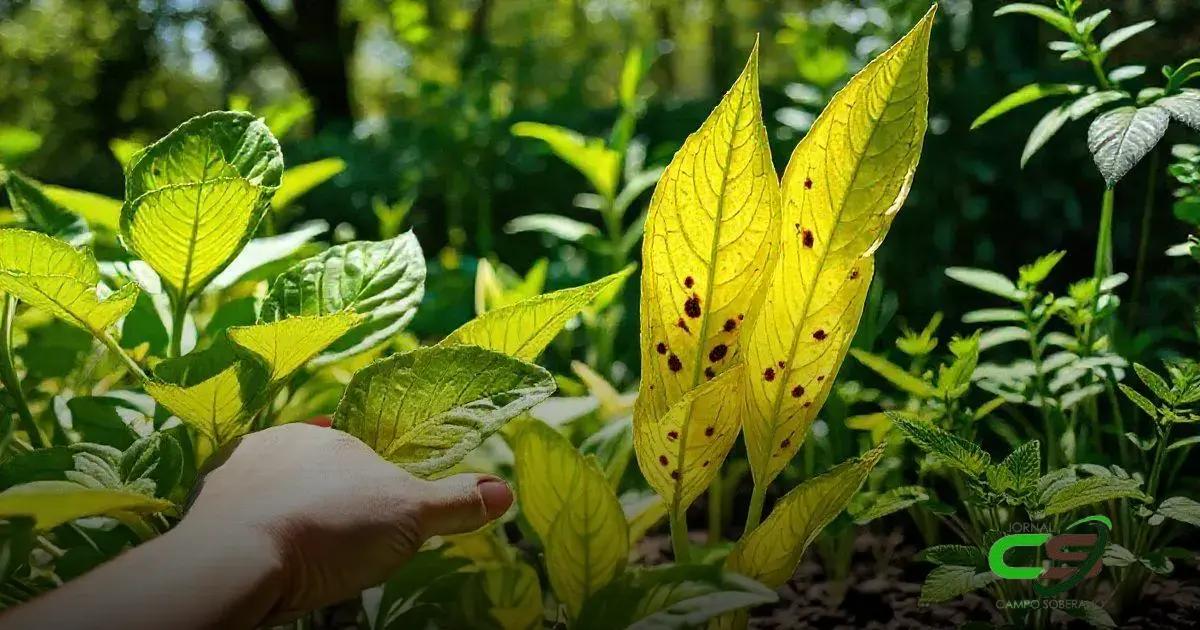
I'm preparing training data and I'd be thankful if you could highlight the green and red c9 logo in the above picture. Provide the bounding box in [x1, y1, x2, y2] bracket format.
[988, 515, 1111, 597]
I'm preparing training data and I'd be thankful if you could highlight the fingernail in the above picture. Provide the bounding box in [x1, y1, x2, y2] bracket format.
[477, 476, 514, 520]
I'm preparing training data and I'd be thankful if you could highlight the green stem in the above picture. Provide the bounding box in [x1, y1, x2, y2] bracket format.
[1130, 148, 1161, 326]
[707, 465, 724, 544]
[0, 295, 44, 448]
[1094, 187, 1116, 282]
[169, 294, 189, 359]
[744, 484, 766, 535]
[100, 332, 148, 382]
[669, 509, 692, 564]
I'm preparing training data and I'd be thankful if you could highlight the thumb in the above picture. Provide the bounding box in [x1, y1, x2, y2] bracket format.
[418, 474, 514, 537]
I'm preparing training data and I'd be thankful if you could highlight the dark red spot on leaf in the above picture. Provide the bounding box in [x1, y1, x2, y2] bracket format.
[723, 319, 737, 332]
[813, 329, 827, 341]
[684, 294, 702, 318]
[709, 344, 728, 362]
[659, 455, 669, 466]
[677, 318, 691, 333]
[667, 354, 682, 372]
[817, 375, 825, 382]
[704, 367, 715, 380]
[803, 401, 812, 408]
[777, 360, 786, 369]
[656, 342, 668, 355]
[791, 385, 804, 398]
[670, 470, 681, 480]
[804, 177, 813, 189]
[850, 268, 860, 280]
[781, 438, 791, 448]
[684, 276, 695, 288]
[738, 313, 745, 321]
[763, 367, 776, 381]
[667, 430, 678, 440]
[702, 460, 710, 467]
[705, 426, 715, 437]
[802, 230, 814, 248]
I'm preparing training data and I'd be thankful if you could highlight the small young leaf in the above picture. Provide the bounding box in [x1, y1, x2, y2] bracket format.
[1099, 20, 1155, 53]
[442, 267, 632, 361]
[1067, 90, 1127, 121]
[262, 232, 426, 365]
[1088, 106, 1170, 186]
[1119, 383, 1160, 419]
[849, 350, 938, 398]
[1018, 251, 1065, 287]
[1021, 105, 1071, 167]
[962, 308, 1025, 324]
[228, 312, 363, 383]
[1108, 65, 1146, 83]
[503, 214, 601, 242]
[336, 346, 554, 477]
[512, 122, 620, 199]
[945, 267, 1023, 301]
[0, 229, 139, 337]
[889, 414, 990, 477]
[0, 480, 171, 530]
[121, 111, 283, 302]
[993, 3, 1075, 36]
[272, 158, 346, 211]
[726, 444, 885, 588]
[971, 84, 1082, 130]
[1000, 440, 1041, 494]
[1133, 363, 1173, 404]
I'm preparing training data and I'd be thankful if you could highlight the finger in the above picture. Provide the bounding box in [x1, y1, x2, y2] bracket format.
[418, 474, 514, 537]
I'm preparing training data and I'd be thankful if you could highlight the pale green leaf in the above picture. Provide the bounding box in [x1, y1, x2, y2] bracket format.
[1108, 65, 1146, 83]
[1134, 363, 1172, 403]
[727, 444, 884, 588]
[1100, 20, 1155, 53]
[261, 232, 426, 365]
[121, 111, 283, 300]
[228, 312, 363, 383]
[503, 214, 600, 242]
[441, 268, 632, 361]
[42, 185, 123, 232]
[994, 3, 1075, 35]
[962, 308, 1025, 324]
[512, 122, 619, 199]
[0, 127, 42, 164]
[1067, 90, 1127, 120]
[945, 267, 1023, 301]
[0, 229, 139, 336]
[850, 350, 938, 398]
[1119, 384, 1159, 419]
[208, 220, 328, 291]
[0, 480, 171, 530]
[110, 138, 145, 169]
[1088, 106, 1170, 186]
[971, 84, 1082, 129]
[336, 346, 554, 476]
[1157, 496, 1200, 527]
[272, 158, 346, 211]
[1022, 105, 1071, 167]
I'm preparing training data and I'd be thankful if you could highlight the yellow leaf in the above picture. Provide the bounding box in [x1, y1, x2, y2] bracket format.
[726, 444, 885, 588]
[0, 229, 138, 336]
[228, 312, 363, 382]
[145, 363, 258, 443]
[742, 7, 935, 487]
[634, 42, 779, 515]
[633, 365, 744, 511]
[442, 526, 514, 568]
[511, 419, 627, 619]
[442, 268, 632, 361]
[0, 481, 172, 530]
[473, 563, 543, 630]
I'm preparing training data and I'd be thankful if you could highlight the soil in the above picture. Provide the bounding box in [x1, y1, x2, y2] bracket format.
[639, 530, 1200, 629]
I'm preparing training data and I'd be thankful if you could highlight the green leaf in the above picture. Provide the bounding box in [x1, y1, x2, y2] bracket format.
[228, 312, 363, 383]
[1088, 106, 1170, 186]
[261, 233, 426, 365]
[511, 418, 627, 619]
[464, 563, 542, 630]
[119, 433, 183, 498]
[4, 171, 90, 244]
[272, 158, 346, 211]
[1157, 89, 1200, 131]
[441, 268, 632, 361]
[0, 480, 171, 530]
[42, 185, 123, 232]
[1119, 384, 1160, 419]
[850, 485, 930, 524]
[0, 448, 74, 490]
[1134, 363, 1173, 404]
[849, 349, 938, 398]
[1078, 10, 1112, 35]
[576, 565, 777, 630]
[918, 545, 985, 568]
[336, 346, 555, 477]
[971, 84, 1082, 129]
[208, 220, 328, 291]
[1157, 496, 1200, 527]
[121, 111, 283, 301]
[726, 444, 884, 588]
[503, 214, 600, 242]
[1067, 90, 1127, 120]
[1099, 20, 1155, 53]
[889, 414, 990, 477]
[1018, 251, 1065, 287]
[919, 565, 997, 604]
[146, 341, 267, 443]
[0, 127, 42, 164]
[1000, 440, 1041, 494]
[962, 308, 1025, 323]
[1109, 65, 1146, 83]
[66, 396, 143, 449]
[1040, 475, 1149, 517]
[0, 229, 139, 337]
[1022, 105, 1071, 167]
[511, 122, 619, 199]
[994, 3, 1075, 36]
[945, 267, 1023, 301]
[1167, 435, 1200, 452]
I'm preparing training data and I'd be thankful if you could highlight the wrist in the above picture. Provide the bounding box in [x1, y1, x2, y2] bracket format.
[168, 517, 287, 623]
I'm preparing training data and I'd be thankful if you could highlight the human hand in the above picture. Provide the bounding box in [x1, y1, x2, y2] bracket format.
[180, 422, 514, 623]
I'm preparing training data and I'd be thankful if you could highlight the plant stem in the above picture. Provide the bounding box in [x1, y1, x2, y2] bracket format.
[669, 509, 692, 563]
[0, 295, 44, 448]
[1094, 187, 1116, 282]
[707, 465, 724, 544]
[100, 332, 147, 382]
[744, 484, 766, 535]
[169, 295, 189, 359]
[1130, 148, 1161, 326]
